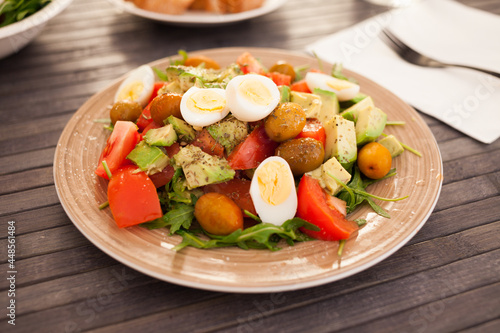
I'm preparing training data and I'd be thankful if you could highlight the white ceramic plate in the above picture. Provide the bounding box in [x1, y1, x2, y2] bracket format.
[54, 47, 443, 293]
[108, 0, 286, 26]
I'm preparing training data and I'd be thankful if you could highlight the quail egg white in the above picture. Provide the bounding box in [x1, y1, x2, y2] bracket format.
[114, 65, 155, 107]
[226, 74, 280, 122]
[249, 156, 298, 226]
[180, 86, 230, 127]
[305, 71, 360, 102]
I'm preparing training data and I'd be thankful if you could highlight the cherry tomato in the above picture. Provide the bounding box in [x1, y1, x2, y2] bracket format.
[227, 125, 278, 170]
[194, 193, 243, 235]
[296, 175, 358, 241]
[95, 121, 140, 180]
[357, 142, 392, 179]
[107, 165, 163, 228]
[184, 55, 221, 69]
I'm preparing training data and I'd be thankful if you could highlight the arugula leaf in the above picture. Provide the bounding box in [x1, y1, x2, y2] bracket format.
[335, 166, 408, 218]
[141, 203, 195, 234]
[172, 218, 319, 252]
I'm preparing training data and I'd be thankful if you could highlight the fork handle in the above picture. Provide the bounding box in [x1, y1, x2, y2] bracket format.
[451, 64, 500, 79]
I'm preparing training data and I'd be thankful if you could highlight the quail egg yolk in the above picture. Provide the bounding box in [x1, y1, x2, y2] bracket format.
[256, 160, 292, 206]
[238, 78, 273, 106]
[186, 90, 226, 113]
[327, 79, 354, 91]
[117, 81, 144, 101]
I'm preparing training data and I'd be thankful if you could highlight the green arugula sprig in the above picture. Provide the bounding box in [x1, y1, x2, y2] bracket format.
[173, 218, 319, 252]
[333, 166, 408, 218]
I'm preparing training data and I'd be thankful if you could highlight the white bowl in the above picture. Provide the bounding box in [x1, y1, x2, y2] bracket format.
[0, 0, 73, 59]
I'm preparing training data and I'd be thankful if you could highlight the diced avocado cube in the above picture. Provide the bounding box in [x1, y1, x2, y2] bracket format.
[290, 91, 322, 119]
[313, 88, 340, 124]
[167, 115, 196, 142]
[340, 96, 374, 123]
[127, 141, 169, 175]
[323, 115, 357, 170]
[355, 107, 387, 145]
[307, 157, 352, 196]
[144, 124, 178, 147]
[278, 85, 291, 103]
[339, 93, 368, 111]
[173, 145, 235, 189]
[207, 116, 248, 153]
[378, 134, 404, 157]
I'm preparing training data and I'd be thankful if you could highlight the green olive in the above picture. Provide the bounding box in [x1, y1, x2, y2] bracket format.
[150, 92, 183, 126]
[194, 193, 244, 236]
[264, 102, 307, 142]
[269, 61, 296, 82]
[275, 138, 325, 176]
[109, 100, 143, 125]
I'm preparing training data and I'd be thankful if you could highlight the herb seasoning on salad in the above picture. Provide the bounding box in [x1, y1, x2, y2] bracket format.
[95, 51, 417, 252]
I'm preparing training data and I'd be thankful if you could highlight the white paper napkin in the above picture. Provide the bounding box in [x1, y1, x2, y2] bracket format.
[306, 0, 500, 144]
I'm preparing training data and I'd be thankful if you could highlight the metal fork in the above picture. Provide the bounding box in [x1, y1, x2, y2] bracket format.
[380, 28, 500, 79]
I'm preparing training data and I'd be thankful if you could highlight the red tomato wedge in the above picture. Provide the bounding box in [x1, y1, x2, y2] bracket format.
[191, 128, 225, 157]
[108, 165, 163, 228]
[290, 79, 311, 93]
[149, 165, 176, 188]
[237, 52, 265, 74]
[136, 102, 154, 131]
[95, 121, 140, 180]
[203, 178, 256, 215]
[265, 72, 292, 86]
[227, 125, 278, 170]
[296, 175, 358, 241]
[296, 118, 326, 147]
[148, 82, 166, 104]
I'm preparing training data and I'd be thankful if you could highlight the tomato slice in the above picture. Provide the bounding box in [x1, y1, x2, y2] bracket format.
[95, 121, 140, 180]
[227, 125, 278, 170]
[265, 72, 292, 86]
[149, 165, 176, 188]
[296, 175, 358, 241]
[136, 102, 154, 131]
[191, 128, 225, 157]
[290, 79, 312, 93]
[108, 165, 163, 228]
[296, 118, 326, 147]
[237, 52, 265, 75]
[203, 178, 256, 215]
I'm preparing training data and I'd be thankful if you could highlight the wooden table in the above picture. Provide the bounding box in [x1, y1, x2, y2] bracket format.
[1, 0, 499, 332]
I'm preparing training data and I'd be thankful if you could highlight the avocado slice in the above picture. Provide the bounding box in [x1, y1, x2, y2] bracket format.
[355, 107, 387, 146]
[290, 91, 322, 119]
[126, 141, 169, 175]
[340, 96, 374, 123]
[308, 156, 352, 196]
[378, 134, 404, 157]
[323, 115, 357, 170]
[313, 88, 339, 124]
[173, 145, 235, 189]
[339, 93, 368, 111]
[167, 115, 196, 142]
[143, 124, 178, 147]
[207, 116, 248, 153]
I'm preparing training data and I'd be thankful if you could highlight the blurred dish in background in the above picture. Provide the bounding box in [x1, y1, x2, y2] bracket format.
[126, 0, 265, 15]
[109, 0, 285, 26]
[0, 0, 73, 59]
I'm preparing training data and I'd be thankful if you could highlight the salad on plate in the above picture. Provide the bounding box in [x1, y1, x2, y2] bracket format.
[95, 51, 415, 253]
